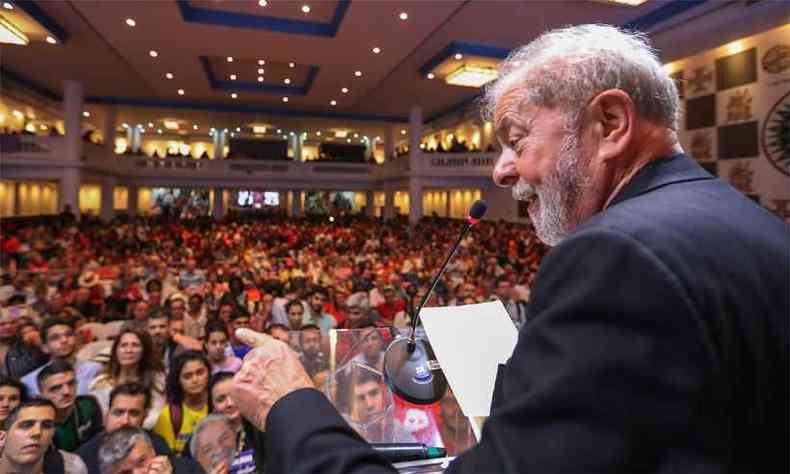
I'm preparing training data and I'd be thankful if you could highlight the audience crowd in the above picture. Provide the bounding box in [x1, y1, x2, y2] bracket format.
[0, 211, 545, 473]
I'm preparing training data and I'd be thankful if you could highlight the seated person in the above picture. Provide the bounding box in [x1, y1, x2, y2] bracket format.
[0, 398, 88, 473]
[0, 376, 27, 428]
[99, 426, 205, 474]
[204, 321, 242, 374]
[38, 359, 103, 452]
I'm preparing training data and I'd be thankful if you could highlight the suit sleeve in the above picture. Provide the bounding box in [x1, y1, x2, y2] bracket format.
[265, 388, 396, 474]
[447, 228, 721, 472]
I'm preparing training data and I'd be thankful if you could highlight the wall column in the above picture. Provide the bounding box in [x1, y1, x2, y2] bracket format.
[60, 168, 80, 217]
[385, 126, 396, 161]
[127, 185, 139, 215]
[213, 188, 225, 220]
[103, 107, 117, 154]
[100, 178, 116, 221]
[62, 81, 83, 217]
[408, 178, 423, 226]
[365, 190, 375, 217]
[291, 190, 302, 217]
[384, 190, 395, 220]
[445, 190, 451, 218]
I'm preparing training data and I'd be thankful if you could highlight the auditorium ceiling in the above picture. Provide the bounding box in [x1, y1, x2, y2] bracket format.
[0, 0, 786, 134]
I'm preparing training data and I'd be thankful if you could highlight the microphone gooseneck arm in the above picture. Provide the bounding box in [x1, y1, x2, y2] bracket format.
[407, 221, 474, 350]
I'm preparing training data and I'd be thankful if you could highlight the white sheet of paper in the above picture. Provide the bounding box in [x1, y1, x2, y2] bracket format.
[420, 301, 519, 418]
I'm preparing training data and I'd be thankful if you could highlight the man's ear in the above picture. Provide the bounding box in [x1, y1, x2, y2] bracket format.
[587, 89, 635, 162]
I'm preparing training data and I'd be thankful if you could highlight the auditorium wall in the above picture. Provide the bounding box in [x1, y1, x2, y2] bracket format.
[79, 184, 101, 215]
[668, 23, 790, 221]
[0, 180, 59, 217]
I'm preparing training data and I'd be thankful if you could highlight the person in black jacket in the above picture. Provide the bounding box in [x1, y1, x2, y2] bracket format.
[226, 24, 788, 474]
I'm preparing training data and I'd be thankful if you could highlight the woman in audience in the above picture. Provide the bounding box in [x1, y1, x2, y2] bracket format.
[203, 320, 242, 374]
[207, 371, 262, 471]
[0, 375, 27, 426]
[89, 325, 165, 428]
[154, 350, 210, 455]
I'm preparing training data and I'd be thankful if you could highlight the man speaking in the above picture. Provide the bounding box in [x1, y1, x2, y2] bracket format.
[230, 25, 788, 473]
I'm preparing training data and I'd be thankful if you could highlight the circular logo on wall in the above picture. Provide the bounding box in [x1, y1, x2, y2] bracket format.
[762, 90, 790, 177]
[762, 44, 790, 74]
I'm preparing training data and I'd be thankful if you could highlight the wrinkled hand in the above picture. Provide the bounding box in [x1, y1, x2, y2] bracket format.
[147, 455, 173, 474]
[231, 328, 314, 432]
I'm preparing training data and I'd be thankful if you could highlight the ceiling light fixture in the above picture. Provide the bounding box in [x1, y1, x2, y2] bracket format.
[83, 111, 90, 117]
[253, 125, 267, 134]
[399, 12, 408, 20]
[354, 70, 362, 77]
[258, 59, 265, 65]
[289, 62, 295, 68]
[301, 5, 311, 13]
[177, 89, 185, 95]
[353, 133, 359, 138]
[347, 138, 351, 143]
[372, 47, 381, 54]
[163, 120, 179, 130]
[0, 17, 28, 45]
[231, 93, 238, 99]
[600, 0, 649, 5]
[193, 124, 199, 130]
[330, 100, 336, 106]
[230, 74, 237, 80]
[230, 132, 235, 138]
[282, 97, 289, 102]
[236, 127, 241, 132]
[149, 50, 158, 57]
[122, 123, 129, 129]
[148, 122, 154, 128]
[341, 87, 349, 93]
[258, 76, 264, 82]
[258, 0, 267, 6]
[454, 53, 463, 60]
[284, 78, 291, 84]
[227, 56, 233, 62]
[277, 129, 282, 134]
[401, 129, 406, 135]
[2, 3, 13, 10]
[166, 72, 174, 79]
[257, 68, 264, 74]
[316, 131, 322, 136]
[45, 36, 56, 44]
[125, 18, 136, 27]
[157, 129, 162, 134]
[445, 64, 498, 87]
[427, 73, 435, 79]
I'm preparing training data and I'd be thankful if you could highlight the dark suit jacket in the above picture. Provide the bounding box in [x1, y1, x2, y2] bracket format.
[265, 154, 789, 473]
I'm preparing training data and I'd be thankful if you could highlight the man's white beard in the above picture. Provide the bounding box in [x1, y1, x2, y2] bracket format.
[512, 134, 587, 246]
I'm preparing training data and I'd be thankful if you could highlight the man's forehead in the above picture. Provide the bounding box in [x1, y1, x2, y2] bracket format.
[16, 406, 55, 423]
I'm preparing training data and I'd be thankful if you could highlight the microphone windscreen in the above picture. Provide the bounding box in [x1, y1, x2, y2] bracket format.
[469, 200, 488, 220]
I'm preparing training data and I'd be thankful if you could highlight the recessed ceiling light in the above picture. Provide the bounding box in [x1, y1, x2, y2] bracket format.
[257, 68, 264, 74]
[46, 36, 56, 44]
[353, 133, 359, 138]
[316, 131, 322, 136]
[277, 129, 282, 134]
[401, 129, 406, 135]
[341, 87, 349, 93]
[284, 78, 291, 84]
[289, 62, 295, 68]
[258, 76, 264, 82]
[157, 129, 162, 134]
[258, 59, 265, 65]
[227, 56, 234, 62]
[301, 5, 311, 13]
[399, 12, 408, 20]
[236, 127, 241, 132]
[230, 74, 237, 80]
[372, 47, 381, 54]
[354, 71, 362, 77]
[282, 97, 289, 102]
[149, 50, 158, 58]
[231, 93, 238, 99]
[427, 73, 435, 79]
[2, 3, 13, 10]
[193, 124, 198, 130]
[166, 72, 174, 79]
[330, 100, 337, 106]
[258, 0, 267, 6]
[122, 123, 129, 129]
[177, 89, 185, 95]
[454, 53, 463, 60]
[347, 138, 351, 143]
[82, 111, 90, 117]
[375, 136, 381, 141]
[125, 18, 136, 27]
[148, 122, 153, 128]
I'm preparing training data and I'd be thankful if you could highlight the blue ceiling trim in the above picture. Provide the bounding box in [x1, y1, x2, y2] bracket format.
[85, 96, 408, 123]
[13, 1, 69, 43]
[623, 0, 710, 31]
[425, 0, 711, 125]
[199, 56, 319, 96]
[0, 68, 60, 101]
[176, 0, 350, 38]
[419, 41, 511, 76]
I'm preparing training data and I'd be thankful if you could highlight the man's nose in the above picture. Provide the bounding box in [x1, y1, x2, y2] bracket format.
[493, 149, 519, 187]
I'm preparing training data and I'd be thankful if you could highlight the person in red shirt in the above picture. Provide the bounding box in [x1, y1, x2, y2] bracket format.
[373, 285, 405, 326]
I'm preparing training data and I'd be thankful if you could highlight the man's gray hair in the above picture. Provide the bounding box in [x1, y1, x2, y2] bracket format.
[482, 24, 680, 131]
[99, 426, 152, 474]
[189, 414, 234, 459]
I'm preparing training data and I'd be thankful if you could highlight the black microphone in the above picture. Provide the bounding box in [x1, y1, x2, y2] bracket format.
[383, 200, 487, 404]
